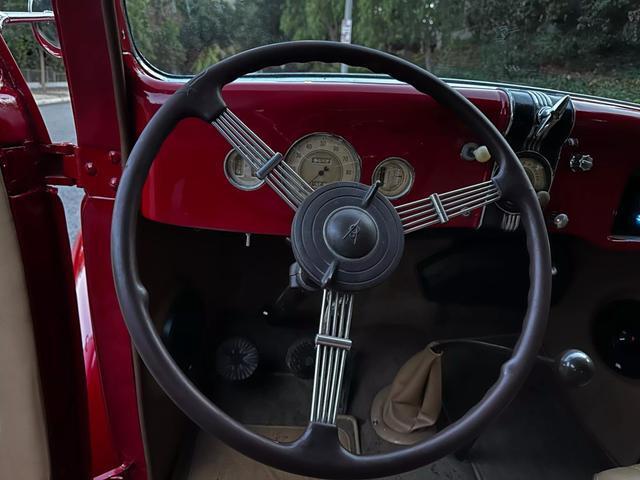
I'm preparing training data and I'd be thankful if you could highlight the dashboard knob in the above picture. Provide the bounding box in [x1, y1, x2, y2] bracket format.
[537, 191, 550, 209]
[472, 145, 491, 163]
[552, 213, 569, 229]
[569, 154, 594, 172]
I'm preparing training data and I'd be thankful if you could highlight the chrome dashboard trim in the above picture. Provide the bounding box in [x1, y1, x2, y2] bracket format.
[503, 88, 516, 136]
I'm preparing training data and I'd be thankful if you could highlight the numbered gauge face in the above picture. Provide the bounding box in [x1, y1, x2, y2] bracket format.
[223, 150, 264, 191]
[519, 152, 553, 192]
[284, 133, 361, 189]
[372, 157, 415, 199]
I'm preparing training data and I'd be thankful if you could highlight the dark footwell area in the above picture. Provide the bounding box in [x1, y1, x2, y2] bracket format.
[175, 323, 611, 479]
[136, 226, 614, 479]
[444, 345, 611, 480]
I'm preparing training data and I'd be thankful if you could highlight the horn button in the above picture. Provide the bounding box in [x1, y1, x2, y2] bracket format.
[291, 182, 404, 291]
[324, 207, 378, 259]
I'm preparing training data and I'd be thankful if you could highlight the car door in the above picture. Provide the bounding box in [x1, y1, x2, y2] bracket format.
[0, 22, 91, 480]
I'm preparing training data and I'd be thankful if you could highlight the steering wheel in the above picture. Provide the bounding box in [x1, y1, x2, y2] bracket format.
[111, 41, 551, 479]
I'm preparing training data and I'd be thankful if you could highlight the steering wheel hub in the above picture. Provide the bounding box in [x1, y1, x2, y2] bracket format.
[291, 182, 404, 291]
[324, 206, 378, 259]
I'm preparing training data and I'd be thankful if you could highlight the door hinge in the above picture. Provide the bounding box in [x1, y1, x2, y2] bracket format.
[39, 142, 79, 186]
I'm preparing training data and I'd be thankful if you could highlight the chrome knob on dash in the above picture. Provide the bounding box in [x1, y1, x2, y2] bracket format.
[569, 154, 594, 172]
[552, 213, 569, 229]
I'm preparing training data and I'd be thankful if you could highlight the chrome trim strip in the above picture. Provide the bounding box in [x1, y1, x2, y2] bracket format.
[503, 88, 516, 136]
[0, 11, 54, 30]
[310, 291, 354, 425]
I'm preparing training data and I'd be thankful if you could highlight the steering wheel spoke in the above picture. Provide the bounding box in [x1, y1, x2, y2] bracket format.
[310, 290, 354, 425]
[212, 108, 313, 209]
[397, 179, 501, 234]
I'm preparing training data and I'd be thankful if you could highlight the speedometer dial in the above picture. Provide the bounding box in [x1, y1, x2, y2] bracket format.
[284, 133, 361, 189]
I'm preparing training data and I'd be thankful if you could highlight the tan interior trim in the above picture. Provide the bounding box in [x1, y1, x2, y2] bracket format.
[0, 170, 50, 479]
[594, 464, 640, 480]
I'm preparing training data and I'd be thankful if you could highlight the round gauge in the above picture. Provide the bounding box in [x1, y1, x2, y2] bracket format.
[284, 133, 361, 189]
[518, 151, 553, 192]
[372, 157, 414, 199]
[223, 149, 264, 191]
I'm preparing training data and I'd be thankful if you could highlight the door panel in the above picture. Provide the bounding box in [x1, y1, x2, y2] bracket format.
[0, 30, 91, 480]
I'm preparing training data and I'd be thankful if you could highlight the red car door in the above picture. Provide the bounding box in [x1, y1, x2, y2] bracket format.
[0, 25, 90, 480]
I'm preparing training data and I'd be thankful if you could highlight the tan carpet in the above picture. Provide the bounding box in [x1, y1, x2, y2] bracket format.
[185, 421, 357, 480]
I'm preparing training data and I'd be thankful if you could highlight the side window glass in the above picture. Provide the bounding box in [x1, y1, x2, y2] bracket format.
[1, 9, 80, 243]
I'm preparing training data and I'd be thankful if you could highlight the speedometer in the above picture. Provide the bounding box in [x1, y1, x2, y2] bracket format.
[284, 133, 361, 189]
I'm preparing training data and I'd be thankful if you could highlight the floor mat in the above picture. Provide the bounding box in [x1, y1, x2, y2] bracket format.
[184, 422, 358, 480]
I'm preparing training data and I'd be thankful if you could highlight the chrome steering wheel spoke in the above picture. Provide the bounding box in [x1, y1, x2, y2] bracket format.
[397, 179, 501, 234]
[212, 108, 313, 210]
[310, 290, 354, 425]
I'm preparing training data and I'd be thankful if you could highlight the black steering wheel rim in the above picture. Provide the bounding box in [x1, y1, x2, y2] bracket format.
[111, 41, 551, 479]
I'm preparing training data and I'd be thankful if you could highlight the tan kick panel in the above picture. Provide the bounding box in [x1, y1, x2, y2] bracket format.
[0, 171, 50, 479]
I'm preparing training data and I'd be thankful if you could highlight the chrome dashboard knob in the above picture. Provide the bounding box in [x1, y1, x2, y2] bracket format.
[569, 154, 594, 172]
[552, 213, 569, 229]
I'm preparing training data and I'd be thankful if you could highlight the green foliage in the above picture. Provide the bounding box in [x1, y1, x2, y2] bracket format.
[0, 0, 64, 77]
[0, 0, 64, 76]
[355, 0, 437, 53]
[281, 0, 344, 41]
[2, 0, 640, 102]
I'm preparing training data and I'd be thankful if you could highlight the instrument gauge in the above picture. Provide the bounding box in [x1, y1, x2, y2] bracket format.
[519, 151, 553, 192]
[284, 133, 361, 189]
[372, 157, 414, 199]
[223, 149, 264, 191]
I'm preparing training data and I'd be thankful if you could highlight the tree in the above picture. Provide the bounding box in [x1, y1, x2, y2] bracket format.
[234, 0, 285, 51]
[0, 0, 65, 78]
[281, 0, 344, 41]
[355, 0, 440, 69]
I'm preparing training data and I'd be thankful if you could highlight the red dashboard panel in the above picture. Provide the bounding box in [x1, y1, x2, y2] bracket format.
[130, 63, 640, 249]
[549, 98, 640, 249]
[135, 75, 508, 236]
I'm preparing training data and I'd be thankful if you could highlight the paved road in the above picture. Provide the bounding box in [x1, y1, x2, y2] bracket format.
[39, 102, 83, 243]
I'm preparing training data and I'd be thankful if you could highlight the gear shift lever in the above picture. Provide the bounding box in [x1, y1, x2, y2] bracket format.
[432, 339, 595, 388]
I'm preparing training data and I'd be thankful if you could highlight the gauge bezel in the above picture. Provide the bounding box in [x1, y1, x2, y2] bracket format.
[223, 149, 265, 191]
[496, 150, 554, 215]
[283, 132, 362, 188]
[518, 150, 554, 192]
[372, 156, 415, 200]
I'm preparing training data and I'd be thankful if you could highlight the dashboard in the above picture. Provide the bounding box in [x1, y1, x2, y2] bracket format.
[135, 77, 640, 250]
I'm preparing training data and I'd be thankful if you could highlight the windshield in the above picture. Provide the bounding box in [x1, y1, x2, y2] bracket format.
[125, 0, 640, 103]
